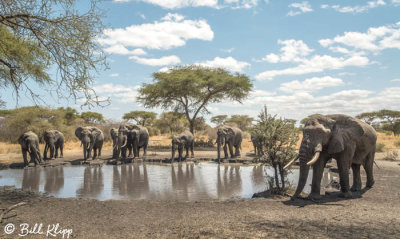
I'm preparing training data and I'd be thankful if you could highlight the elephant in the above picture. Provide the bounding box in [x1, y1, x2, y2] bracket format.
[75, 126, 104, 161]
[110, 128, 120, 159]
[171, 130, 194, 162]
[117, 123, 149, 159]
[285, 114, 377, 200]
[216, 126, 242, 162]
[128, 125, 149, 158]
[18, 131, 43, 166]
[43, 130, 64, 160]
[251, 134, 263, 156]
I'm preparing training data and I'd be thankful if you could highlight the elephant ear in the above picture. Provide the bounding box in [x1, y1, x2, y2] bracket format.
[226, 127, 235, 137]
[75, 127, 84, 139]
[90, 127, 102, 139]
[327, 115, 365, 154]
[179, 135, 187, 144]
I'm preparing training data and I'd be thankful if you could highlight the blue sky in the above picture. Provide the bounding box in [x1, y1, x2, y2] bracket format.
[2, 0, 400, 124]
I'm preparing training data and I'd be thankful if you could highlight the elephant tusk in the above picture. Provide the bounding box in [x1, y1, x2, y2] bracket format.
[121, 138, 127, 148]
[306, 151, 321, 166]
[80, 142, 82, 147]
[283, 155, 299, 169]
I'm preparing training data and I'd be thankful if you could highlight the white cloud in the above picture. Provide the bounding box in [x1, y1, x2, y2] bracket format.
[109, 73, 119, 77]
[93, 84, 140, 103]
[287, 1, 313, 16]
[104, 44, 147, 55]
[130, 55, 181, 66]
[98, 13, 214, 50]
[114, 0, 260, 9]
[197, 56, 250, 72]
[260, 39, 313, 63]
[139, 13, 146, 19]
[319, 22, 400, 52]
[255, 54, 369, 80]
[391, 78, 400, 82]
[321, 0, 386, 13]
[279, 76, 344, 93]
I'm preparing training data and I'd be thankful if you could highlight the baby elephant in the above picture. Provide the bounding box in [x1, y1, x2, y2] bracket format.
[171, 131, 194, 162]
[43, 130, 64, 160]
[18, 131, 43, 166]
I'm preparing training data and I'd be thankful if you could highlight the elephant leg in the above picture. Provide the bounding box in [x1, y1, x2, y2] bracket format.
[223, 144, 228, 159]
[363, 151, 375, 188]
[337, 153, 352, 198]
[185, 146, 189, 159]
[98, 142, 102, 157]
[127, 144, 133, 157]
[22, 148, 29, 165]
[309, 155, 328, 200]
[92, 147, 98, 160]
[60, 144, 64, 158]
[143, 143, 147, 156]
[55, 146, 59, 158]
[44, 144, 48, 160]
[228, 143, 234, 158]
[190, 141, 194, 158]
[35, 142, 43, 164]
[179, 148, 183, 162]
[50, 145, 55, 159]
[235, 145, 241, 157]
[351, 163, 362, 192]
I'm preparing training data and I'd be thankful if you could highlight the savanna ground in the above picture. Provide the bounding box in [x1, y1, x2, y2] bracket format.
[0, 133, 399, 238]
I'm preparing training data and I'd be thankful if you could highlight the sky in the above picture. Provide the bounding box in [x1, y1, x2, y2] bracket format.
[2, 0, 400, 124]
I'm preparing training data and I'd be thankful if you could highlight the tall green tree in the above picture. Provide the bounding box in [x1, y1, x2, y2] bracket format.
[210, 115, 228, 126]
[0, 0, 107, 105]
[81, 111, 104, 124]
[154, 112, 188, 134]
[356, 109, 400, 135]
[137, 65, 252, 134]
[225, 115, 254, 131]
[123, 111, 157, 126]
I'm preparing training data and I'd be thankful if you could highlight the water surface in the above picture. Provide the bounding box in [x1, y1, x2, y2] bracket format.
[0, 162, 335, 201]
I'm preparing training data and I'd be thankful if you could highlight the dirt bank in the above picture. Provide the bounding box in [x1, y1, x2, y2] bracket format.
[0, 159, 399, 238]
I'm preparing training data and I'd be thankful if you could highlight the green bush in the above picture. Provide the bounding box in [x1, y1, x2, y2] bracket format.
[376, 143, 385, 152]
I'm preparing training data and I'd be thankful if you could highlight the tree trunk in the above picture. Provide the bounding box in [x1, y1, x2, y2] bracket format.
[189, 120, 194, 135]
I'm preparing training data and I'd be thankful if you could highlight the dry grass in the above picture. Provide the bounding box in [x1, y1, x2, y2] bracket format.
[1, 132, 398, 164]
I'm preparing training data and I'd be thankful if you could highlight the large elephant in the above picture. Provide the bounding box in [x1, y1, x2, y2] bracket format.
[43, 130, 64, 160]
[117, 123, 134, 159]
[171, 130, 194, 162]
[128, 125, 149, 158]
[285, 114, 377, 200]
[18, 131, 43, 166]
[216, 126, 242, 162]
[110, 128, 119, 159]
[75, 126, 104, 161]
[117, 123, 149, 159]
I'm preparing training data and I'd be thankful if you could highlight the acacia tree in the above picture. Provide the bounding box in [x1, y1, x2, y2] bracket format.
[211, 115, 228, 126]
[137, 65, 252, 134]
[123, 111, 157, 126]
[154, 112, 188, 134]
[0, 0, 107, 105]
[81, 111, 104, 124]
[356, 109, 400, 135]
[226, 114, 254, 131]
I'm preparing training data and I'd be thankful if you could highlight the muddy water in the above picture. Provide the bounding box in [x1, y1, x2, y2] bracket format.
[0, 163, 336, 201]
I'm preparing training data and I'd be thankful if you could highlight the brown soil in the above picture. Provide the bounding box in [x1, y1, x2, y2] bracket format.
[0, 158, 399, 238]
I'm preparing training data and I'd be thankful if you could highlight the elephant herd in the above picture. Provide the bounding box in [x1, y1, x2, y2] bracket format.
[17, 124, 245, 166]
[16, 114, 378, 200]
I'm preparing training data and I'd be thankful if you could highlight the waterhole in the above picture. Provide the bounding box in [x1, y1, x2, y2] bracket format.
[0, 163, 336, 201]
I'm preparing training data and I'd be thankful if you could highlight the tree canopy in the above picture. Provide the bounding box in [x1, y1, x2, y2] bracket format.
[225, 115, 254, 131]
[81, 111, 104, 124]
[137, 65, 253, 134]
[356, 109, 400, 135]
[210, 115, 228, 126]
[0, 0, 107, 106]
[123, 111, 157, 126]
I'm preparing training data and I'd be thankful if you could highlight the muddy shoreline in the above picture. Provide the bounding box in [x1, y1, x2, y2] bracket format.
[0, 159, 399, 238]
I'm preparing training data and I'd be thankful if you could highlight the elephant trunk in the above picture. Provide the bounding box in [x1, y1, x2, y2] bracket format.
[292, 142, 322, 199]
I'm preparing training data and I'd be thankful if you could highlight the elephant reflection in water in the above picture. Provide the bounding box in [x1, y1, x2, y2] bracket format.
[217, 165, 242, 199]
[44, 167, 64, 194]
[22, 168, 41, 191]
[252, 166, 265, 186]
[112, 164, 149, 199]
[76, 167, 104, 198]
